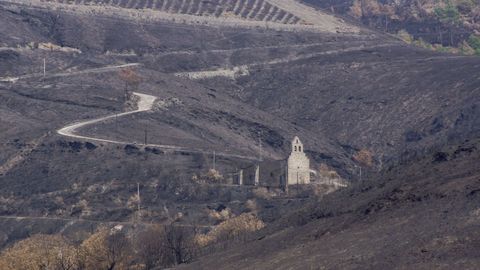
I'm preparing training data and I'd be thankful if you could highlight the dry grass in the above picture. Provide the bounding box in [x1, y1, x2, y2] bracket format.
[195, 213, 265, 247]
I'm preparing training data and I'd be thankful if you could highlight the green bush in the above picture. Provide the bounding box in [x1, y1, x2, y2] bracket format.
[467, 35, 480, 55]
[434, 1, 460, 24]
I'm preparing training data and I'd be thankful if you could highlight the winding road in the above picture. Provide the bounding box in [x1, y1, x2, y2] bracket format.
[0, 63, 140, 83]
[57, 92, 258, 161]
[174, 43, 396, 79]
[57, 92, 157, 144]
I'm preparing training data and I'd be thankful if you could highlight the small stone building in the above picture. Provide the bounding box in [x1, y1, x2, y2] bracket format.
[231, 136, 311, 188]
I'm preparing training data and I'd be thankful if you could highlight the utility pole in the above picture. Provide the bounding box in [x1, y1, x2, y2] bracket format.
[144, 127, 148, 145]
[258, 135, 263, 162]
[213, 151, 216, 170]
[385, 14, 388, 32]
[137, 182, 141, 222]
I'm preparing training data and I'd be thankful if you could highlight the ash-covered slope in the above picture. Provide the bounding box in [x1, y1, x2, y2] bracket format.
[180, 138, 480, 269]
[201, 43, 480, 168]
[0, 1, 358, 245]
[0, 0, 479, 265]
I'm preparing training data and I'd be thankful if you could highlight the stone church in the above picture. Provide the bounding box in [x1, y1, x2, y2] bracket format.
[231, 136, 312, 188]
[287, 136, 311, 185]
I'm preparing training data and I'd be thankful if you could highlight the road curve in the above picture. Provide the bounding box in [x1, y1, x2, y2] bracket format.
[57, 92, 157, 144]
[57, 92, 258, 161]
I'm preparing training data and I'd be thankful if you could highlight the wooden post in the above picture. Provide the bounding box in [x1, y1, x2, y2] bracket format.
[144, 127, 148, 145]
[137, 182, 141, 223]
[213, 151, 216, 170]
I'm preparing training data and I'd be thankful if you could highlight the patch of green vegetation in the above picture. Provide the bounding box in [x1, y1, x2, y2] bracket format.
[396, 29, 413, 44]
[436, 45, 452, 53]
[396, 28, 479, 56]
[413, 38, 433, 50]
[434, 1, 460, 24]
[467, 34, 480, 55]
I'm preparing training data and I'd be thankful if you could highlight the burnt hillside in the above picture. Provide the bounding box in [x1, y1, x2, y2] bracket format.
[0, 0, 478, 268]
[181, 138, 480, 269]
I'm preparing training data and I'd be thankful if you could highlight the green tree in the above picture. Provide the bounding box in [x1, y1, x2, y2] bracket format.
[434, 1, 460, 46]
[467, 34, 480, 55]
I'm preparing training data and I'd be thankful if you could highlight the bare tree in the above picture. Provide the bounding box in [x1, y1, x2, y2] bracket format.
[163, 224, 196, 265]
[136, 225, 173, 270]
[106, 230, 131, 270]
[81, 227, 131, 270]
[353, 149, 374, 181]
[134, 224, 197, 269]
[0, 234, 79, 270]
[353, 149, 374, 168]
[118, 69, 142, 101]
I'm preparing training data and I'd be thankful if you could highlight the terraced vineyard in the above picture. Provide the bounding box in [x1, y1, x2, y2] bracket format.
[45, 0, 303, 24]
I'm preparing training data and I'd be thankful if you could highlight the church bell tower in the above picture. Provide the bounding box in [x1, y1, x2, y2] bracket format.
[287, 136, 310, 185]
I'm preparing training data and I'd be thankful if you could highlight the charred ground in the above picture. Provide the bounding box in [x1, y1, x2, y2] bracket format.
[0, 0, 479, 269]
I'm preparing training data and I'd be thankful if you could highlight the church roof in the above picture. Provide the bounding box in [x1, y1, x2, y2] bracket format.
[292, 136, 302, 144]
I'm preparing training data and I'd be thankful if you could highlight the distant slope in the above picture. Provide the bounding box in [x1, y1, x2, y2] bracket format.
[3, 0, 360, 33]
[200, 42, 480, 169]
[302, 0, 480, 51]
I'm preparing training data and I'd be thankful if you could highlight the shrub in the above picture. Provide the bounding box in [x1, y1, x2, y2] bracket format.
[253, 187, 274, 199]
[205, 169, 223, 182]
[245, 199, 259, 213]
[397, 29, 413, 44]
[127, 193, 140, 210]
[0, 234, 79, 270]
[193, 169, 224, 184]
[467, 34, 480, 55]
[353, 149, 374, 167]
[209, 207, 232, 222]
[195, 213, 265, 247]
[318, 163, 340, 179]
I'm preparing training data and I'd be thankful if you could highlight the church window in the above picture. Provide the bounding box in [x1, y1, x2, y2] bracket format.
[299, 146, 302, 152]
[294, 146, 297, 151]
